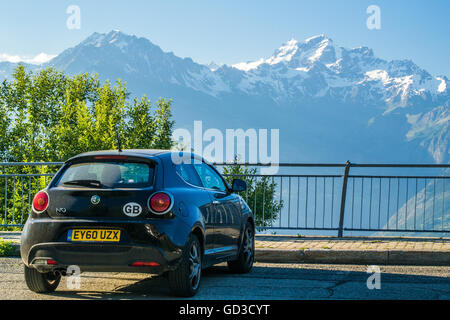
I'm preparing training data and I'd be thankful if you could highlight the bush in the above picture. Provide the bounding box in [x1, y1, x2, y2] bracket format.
[0, 65, 175, 226]
[222, 163, 283, 229]
[0, 238, 15, 257]
[0, 65, 174, 163]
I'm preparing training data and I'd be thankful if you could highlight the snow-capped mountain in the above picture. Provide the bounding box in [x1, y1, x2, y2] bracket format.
[229, 35, 447, 108]
[0, 30, 448, 164]
[205, 61, 222, 71]
[234, 34, 447, 111]
[47, 30, 230, 97]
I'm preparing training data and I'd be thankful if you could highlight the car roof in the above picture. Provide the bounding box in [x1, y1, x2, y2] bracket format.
[67, 149, 172, 162]
[67, 149, 209, 164]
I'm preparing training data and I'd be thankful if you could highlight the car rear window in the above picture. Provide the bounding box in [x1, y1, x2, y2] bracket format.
[55, 161, 154, 188]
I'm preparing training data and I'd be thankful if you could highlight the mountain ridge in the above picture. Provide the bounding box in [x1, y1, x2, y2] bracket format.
[0, 30, 448, 164]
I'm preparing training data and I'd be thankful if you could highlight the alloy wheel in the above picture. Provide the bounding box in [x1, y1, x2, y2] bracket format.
[188, 242, 201, 290]
[243, 228, 254, 265]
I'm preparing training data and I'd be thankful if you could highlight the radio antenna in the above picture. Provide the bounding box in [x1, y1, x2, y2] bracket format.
[116, 129, 122, 152]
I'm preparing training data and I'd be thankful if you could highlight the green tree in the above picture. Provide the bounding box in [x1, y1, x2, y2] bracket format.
[153, 98, 174, 149]
[126, 96, 155, 149]
[222, 162, 283, 228]
[0, 65, 176, 227]
[0, 65, 175, 163]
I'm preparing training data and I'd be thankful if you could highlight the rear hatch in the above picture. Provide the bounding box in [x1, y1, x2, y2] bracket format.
[46, 158, 156, 219]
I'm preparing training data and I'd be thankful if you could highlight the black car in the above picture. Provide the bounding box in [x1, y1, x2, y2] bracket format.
[20, 149, 255, 297]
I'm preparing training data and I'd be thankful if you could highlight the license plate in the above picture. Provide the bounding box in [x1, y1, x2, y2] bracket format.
[67, 229, 121, 242]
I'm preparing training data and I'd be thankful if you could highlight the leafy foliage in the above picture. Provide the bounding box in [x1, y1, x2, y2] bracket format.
[222, 163, 283, 228]
[0, 65, 175, 228]
[0, 65, 174, 163]
[0, 238, 15, 256]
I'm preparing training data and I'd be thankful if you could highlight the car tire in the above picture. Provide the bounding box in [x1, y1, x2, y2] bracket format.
[227, 221, 254, 273]
[167, 234, 202, 297]
[24, 265, 61, 293]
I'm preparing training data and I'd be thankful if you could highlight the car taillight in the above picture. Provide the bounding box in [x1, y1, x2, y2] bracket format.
[46, 259, 58, 265]
[148, 192, 172, 214]
[131, 261, 161, 267]
[32, 191, 49, 213]
[33, 259, 58, 266]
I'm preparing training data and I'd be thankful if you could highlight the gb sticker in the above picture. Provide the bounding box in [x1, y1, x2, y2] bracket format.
[123, 202, 142, 217]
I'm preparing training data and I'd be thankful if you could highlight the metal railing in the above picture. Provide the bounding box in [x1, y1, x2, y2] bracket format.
[1, 161, 449, 237]
[0, 162, 62, 228]
[215, 162, 449, 237]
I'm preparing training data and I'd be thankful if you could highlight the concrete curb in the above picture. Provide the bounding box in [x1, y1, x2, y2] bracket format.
[7, 242, 449, 266]
[255, 248, 450, 266]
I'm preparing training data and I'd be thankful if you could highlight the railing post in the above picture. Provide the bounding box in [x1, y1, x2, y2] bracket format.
[338, 161, 351, 238]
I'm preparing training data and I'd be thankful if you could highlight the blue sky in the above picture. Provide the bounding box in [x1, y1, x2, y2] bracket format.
[1, 0, 449, 76]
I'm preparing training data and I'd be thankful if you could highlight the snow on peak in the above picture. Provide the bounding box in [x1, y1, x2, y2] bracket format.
[205, 61, 222, 71]
[305, 34, 328, 43]
[365, 69, 391, 85]
[0, 52, 56, 65]
[232, 59, 264, 72]
[81, 30, 136, 52]
[232, 34, 336, 71]
[108, 29, 121, 40]
[265, 38, 300, 65]
[30, 53, 57, 64]
[436, 77, 447, 93]
[228, 33, 448, 109]
[232, 38, 302, 71]
[307, 37, 333, 63]
[50, 31, 447, 110]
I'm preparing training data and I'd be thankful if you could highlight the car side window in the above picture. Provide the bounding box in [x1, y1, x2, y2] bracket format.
[175, 163, 202, 187]
[193, 163, 227, 192]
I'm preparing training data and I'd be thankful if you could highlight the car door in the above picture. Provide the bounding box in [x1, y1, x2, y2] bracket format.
[174, 162, 215, 256]
[193, 162, 242, 259]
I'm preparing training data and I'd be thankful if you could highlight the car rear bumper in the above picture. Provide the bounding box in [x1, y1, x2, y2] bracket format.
[21, 217, 192, 273]
[27, 242, 170, 274]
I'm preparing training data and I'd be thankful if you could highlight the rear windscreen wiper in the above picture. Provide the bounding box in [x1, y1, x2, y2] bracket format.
[63, 179, 104, 188]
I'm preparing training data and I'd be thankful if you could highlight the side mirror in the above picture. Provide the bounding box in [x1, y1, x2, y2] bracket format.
[231, 179, 247, 192]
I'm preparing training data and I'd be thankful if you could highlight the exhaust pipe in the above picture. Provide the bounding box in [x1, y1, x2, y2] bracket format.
[53, 269, 67, 277]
